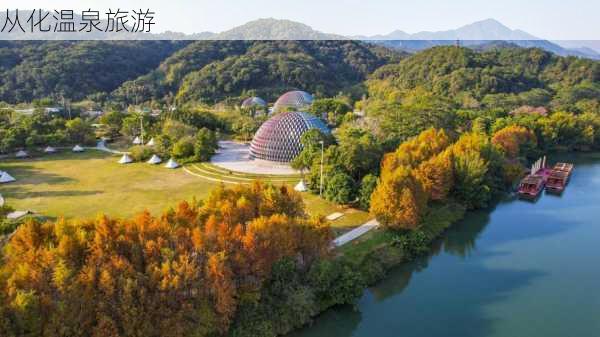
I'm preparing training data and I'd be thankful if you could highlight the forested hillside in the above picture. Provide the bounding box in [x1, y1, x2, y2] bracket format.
[0, 41, 188, 103]
[369, 46, 599, 110]
[365, 46, 600, 149]
[114, 40, 400, 104]
[0, 40, 399, 105]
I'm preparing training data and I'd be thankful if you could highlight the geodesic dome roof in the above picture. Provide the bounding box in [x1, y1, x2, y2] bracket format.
[273, 91, 313, 113]
[250, 111, 329, 163]
[241, 96, 267, 108]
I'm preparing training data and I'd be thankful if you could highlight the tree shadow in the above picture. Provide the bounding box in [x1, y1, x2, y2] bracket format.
[0, 186, 103, 199]
[0, 163, 76, 185]
[288, 306, 363, 337]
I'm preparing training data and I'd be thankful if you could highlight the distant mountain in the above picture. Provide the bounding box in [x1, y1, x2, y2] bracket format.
[356, 19, 600, 60]
[355, 19, 537, 41]
[553, 40, 600, 55]
[209, 18, 599, 59]
[209, 18, 345, 40]
[1, 13, 598, 60]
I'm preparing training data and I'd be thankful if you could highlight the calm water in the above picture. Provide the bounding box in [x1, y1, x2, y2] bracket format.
[293, 153, 600, 337]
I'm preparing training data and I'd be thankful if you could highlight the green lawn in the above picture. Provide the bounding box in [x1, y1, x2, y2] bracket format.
[0, 151, 215, 219]
[0, 151, 370, 233]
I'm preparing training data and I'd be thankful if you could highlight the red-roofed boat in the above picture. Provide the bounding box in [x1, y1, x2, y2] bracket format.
[545, 162, 574, 194]
[518, 157, 550, 200]
[518, 175, 546, 199]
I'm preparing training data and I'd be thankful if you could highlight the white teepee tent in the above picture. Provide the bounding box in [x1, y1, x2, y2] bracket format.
[146, 138, 155, 146]
[44, 146, 57, 153]
[164, 158, 180, 169]
[132, 136, 142, 145]
[118, 154, 133, 164]
[15, 150, 28, 158]
[72, 145, 85, 152]
[0, 171, 16, 183]
[294, 180, 308, 192]
[147, 154, 162, 165]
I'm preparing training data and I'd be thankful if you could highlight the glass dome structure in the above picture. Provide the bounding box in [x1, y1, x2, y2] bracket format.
[241, 96, 267, 108]
[250, 111, 329, 163]
[273, 91, 313, 113]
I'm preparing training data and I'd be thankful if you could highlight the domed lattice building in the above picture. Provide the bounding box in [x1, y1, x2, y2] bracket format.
[241, 96, 267, 109]
[250, 111, 329, 163]
[273, 90, 313, 113]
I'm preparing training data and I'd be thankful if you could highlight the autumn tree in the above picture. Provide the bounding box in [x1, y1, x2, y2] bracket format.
[414, 150, 454, 201]
[492, 125, 537, 159]
[0, 182, 332, 337]
[370, 165, 427, 230]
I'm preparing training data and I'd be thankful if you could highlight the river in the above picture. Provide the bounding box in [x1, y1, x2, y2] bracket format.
[292, 153, 600, 337]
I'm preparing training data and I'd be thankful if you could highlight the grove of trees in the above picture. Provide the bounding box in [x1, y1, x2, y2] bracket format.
[0, 183, 369, 337]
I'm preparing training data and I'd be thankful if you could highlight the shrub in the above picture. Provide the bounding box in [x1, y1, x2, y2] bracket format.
[129, 145, 153, 161]
[324, 172, 356, 204]
[172, 137, 195, 159]
[392, 230, 429, 259]
[358, 174, 378, 210]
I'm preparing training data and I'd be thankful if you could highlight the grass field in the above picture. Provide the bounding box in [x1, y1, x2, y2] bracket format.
[0, 151, 370, 233]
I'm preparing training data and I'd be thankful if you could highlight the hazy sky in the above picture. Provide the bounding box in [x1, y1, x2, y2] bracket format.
[3, 0, 599, 39]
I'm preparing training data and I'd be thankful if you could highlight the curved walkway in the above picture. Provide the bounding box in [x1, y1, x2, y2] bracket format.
[183, 166, 251, 185]
[183, 164, 298, 185]
[94, 141, 130, 154]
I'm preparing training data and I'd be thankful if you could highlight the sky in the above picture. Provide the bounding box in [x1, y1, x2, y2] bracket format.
[3, 0, 599, 40]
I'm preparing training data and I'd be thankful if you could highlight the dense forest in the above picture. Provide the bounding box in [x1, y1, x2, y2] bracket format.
[0, 40, 400, 105]
[0, 41, 188, 103]
[368, 46, 599, 113]
[364, 46, 600, 149]
[116, 40, 400, 104]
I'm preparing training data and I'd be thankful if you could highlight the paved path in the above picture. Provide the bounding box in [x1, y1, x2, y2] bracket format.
[211, 141, 299, 175]
[332, 219, 380, 247]
[94, 141, 130, 154]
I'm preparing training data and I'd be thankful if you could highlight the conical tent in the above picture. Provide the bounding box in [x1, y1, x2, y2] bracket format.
[132, 136, 142, 145]
[0, 171, 16, 183]
[294, 180, 308, 192]
[15, 150, 28, 158]
[164, 158, 180, 169]
[147, 154, 162, 164]
[72, 145, 84, 152]
[44, 146, 56, 153]
[118, 154, 133, 164]
[146, 138, 155, 146]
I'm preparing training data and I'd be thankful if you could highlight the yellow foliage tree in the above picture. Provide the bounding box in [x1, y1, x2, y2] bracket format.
[415, 150, 454, 201]
[370, 165, 427, 229]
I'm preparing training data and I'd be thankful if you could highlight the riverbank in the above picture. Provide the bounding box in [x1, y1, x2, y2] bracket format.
[289, 152, 600, 337]
[248, 201, 468, 337]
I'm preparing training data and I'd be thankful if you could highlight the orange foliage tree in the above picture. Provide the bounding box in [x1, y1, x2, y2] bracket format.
[491, 125, 537, 159]
[0, 182, 331, 337]
[414, 150, 454, 201]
